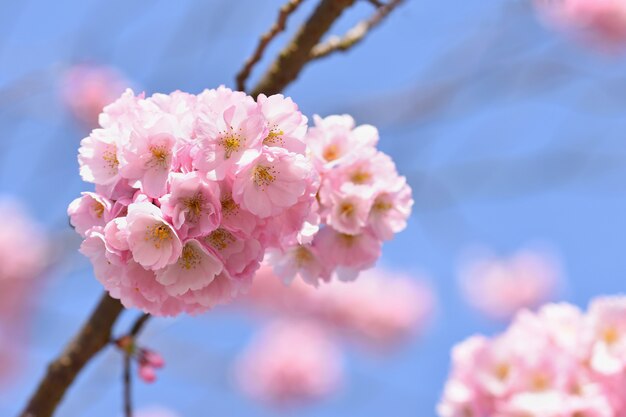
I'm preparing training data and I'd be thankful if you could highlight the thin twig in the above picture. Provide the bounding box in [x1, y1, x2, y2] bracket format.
[129, 313, 151, 337]
[310, 0, 404, 60]
[119, 313, 150, 417]
[236, 0, 305, 92]
[367, 0, 385, 7]
[123, 353, 132, 417]
[250, 0, 357, 97]
[19, 293, 124, 417]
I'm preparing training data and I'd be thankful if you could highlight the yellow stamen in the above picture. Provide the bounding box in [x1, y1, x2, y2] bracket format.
[253, 165, 276, 189]
[494, 363, 510, 381]
[294, 246, 313, 267]
[179, 243, 201, 270]
[263, 129, 285, 147]
[531, 373, 549, 391]
[149, 145, 170, 169]
[372, 198, 393, 213]
[93, 201, 105, 219]
[350, 169, 372, 184]
[206, 228, 236, 251]
[183, 193, 204, 220]
[145, 224, 172, 249]
[323, 144, 340, 162]
[339, 202, 355, 217]
[221, 196, 239, 217]
[603, 326, 620, 345]
[221, 134, 242, 159]
[102, 146, 119, 172]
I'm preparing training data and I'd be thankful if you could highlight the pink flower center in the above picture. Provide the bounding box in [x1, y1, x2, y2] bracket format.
[221, 196, 239, 217]
[149, 145, 170, 169]
[183, 193, 204, 220]
[339, 202, 355, 217]
[294, 246, 313, 267]
[92, 201, 105, 218]
[349, 168, 371, 184]
[178, 243, 201, 270]
[206, 228, 236, 251]
[372, 197, 393, 213]
[263, 128, 285, 147]
[220, 133, 242, 159]
[145, 223, 172, 249]
[253, 165, 277, 189]
[602, 326, 620, 345]
[102, 145, 119, 172]
[323, 144, 340, 162]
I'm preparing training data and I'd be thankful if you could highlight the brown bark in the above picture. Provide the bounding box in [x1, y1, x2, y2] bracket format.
[19, 293, 124, 417]
[250, 0, 356, 97]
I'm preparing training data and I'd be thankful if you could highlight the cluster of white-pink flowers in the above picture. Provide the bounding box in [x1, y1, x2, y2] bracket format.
[69, 86, 412, 316]
[458, 247, 561, 321]
[269, 114, 413, 285]
[534, 0, 626, 48]
[438, 296, 626, 417]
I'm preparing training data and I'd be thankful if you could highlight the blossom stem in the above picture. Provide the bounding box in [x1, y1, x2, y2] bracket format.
[122, 313, 150, 417]
[18, 292, 124, 417]
[250, 0, 357, 97]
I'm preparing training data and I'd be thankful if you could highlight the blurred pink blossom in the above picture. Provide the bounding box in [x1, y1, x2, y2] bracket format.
[61, 64, 129, 128]
[234, 319, 343, 407]
[0, 198, 48, 383]
[134, 406, 180, 417]
[438, 296, 626, 417]
[242, 264, 435, 348]
[535, 0, 626, 48]
[458, 247, 561, 320]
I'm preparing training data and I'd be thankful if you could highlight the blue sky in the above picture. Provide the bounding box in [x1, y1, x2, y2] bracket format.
[1, 0, 626, 416]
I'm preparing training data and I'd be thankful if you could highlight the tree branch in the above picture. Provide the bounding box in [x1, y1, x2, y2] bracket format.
[120, 313, 150, 417]
[310, 0, 404, 60]
[236, 0, 305, 92]
[250, 0, 357, 97]
[19, 293, 124, 417]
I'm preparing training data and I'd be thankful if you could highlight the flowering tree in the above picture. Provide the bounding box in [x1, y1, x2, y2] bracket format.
[17, 1, 411, 416]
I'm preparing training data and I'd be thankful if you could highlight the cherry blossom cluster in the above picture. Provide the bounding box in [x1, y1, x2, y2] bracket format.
[234, 319, 343, 407]
[438, 296, 626, 417]
[70, 87, 320, 316]
[269, 114, 413, 284]
[534, 0, 626, 48]
[69, 86, 412, 316]
[244, 264, 434, 348]
[458, 246, 561, 321]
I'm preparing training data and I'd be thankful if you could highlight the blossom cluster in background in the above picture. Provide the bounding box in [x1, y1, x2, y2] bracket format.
[0, 199, 48, 384]
[234, 319, 343, 408]
[534, 0, 626, 48]
[61, 64, 129, 128]
[458, 247, 561, 320]
[438, 296, 626, 417]
[244, 264, 434, 348]
[230, 265, 434, 407]
[69, 86, 412, 316]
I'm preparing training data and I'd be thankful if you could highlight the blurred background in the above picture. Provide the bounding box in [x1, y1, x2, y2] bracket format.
[1, 0, 626, 415]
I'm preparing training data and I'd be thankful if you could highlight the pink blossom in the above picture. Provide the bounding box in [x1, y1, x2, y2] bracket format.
[159, 172, 221, 238]
[535, 0, 626, 48]
[78, 128, 122, 186]
[234, 320, 343, 407]
[242, 265, 434, 348]
[68, 192, 113, 236]
[306, 114, 378, 171]
[438, 298, 626, 417]
[155, 239, 223, 296]
[71, 88, 407, 315]
[266, 244, 330, 286]
[194, 86, 266, 180]
[233, 147, 312, 218]
[125, 202, 182, 270]
[314, 228, 381, 281]
[119, 120, 178, 198]
[458, 247, 561, 320]
[586, 296, 626, 375]
[61, 64, 128, 128]
[257, 93, 308, 154]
